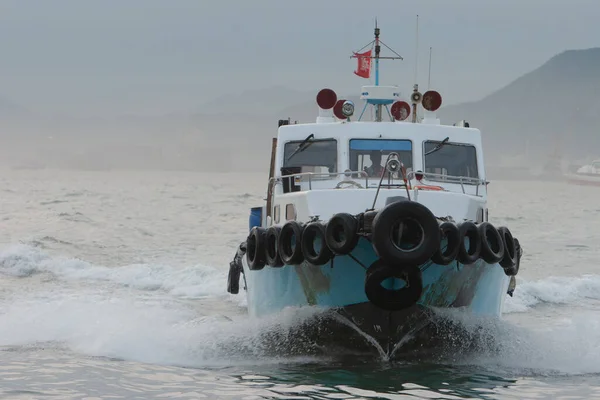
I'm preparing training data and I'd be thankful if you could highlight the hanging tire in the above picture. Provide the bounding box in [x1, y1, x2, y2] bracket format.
[456, 221, 482, 265]
[364, 259, 423, 311]
[278, 221, 304, 265]
[498, 226, 518, 273]
[503, 237, 522, 276]
[431, 221, 461, 265]
[246, 226, 266, 270]
[371, 201, 440, 266]
[478, 222, 505, 264]
[301, 222, 333, 265]
[325, 213, 359, 255]
[264, 226, 284, 267]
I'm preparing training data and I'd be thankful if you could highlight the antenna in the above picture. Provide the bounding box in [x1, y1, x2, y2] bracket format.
[411, 14, 422, 123]
[428, 46, 432, 89]
[414, 14, 419, 85]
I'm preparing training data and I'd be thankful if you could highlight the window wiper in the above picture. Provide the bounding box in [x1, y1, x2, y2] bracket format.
[285, 134, 315, 163]
[425, 136, 450, 156]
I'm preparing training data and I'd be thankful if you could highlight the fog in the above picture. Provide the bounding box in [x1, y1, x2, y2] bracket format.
[1, 0, 599, 173]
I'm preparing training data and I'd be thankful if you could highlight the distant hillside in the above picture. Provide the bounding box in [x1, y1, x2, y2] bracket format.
[3, 48, 600, 173]
[186, 47, 600, 171]
[437, 47, 600, 166]
[0, 96, 27, 117]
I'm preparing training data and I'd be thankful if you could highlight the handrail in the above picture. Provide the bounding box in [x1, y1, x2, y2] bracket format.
[267, 169, 487, 196]
[269, 170, 372, 190]
[405, 171, 487, 195]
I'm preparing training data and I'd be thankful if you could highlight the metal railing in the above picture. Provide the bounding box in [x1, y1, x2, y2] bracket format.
[269, 170, 374, 191]
[267, 169, 488, 196]
[405, 171, 488, 196]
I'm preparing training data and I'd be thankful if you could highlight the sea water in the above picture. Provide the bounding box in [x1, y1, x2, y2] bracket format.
[1, 169, 600, 399]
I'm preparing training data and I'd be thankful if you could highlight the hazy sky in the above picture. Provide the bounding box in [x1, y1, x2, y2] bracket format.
[1, 0, 599, 117]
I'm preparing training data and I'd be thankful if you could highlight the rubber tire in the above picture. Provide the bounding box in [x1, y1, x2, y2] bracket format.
[503, 237, 522, 276]
[371, 201, 440, 266]
[478, 222, 505, 264]
[301, 222, 333, 265]
[278, 221, 304, 265]
[246, 226, 266, 270]
[264, 226, 284, 267]
[364, 259, 423, 311]
[457, 221, 482, 265]
[362, 210, 378, 234]
[498, 226, 518, 272]
[431, 221, 461, 265]
[325, 213, 359, 255]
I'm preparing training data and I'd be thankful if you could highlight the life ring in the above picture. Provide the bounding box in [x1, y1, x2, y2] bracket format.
[364, 259, 423, 311]
[371, 201, 440, 266]
[278, 221, 305, 265]
[498, 226, 518, 273]
[325, 213, 359, 255]
[246, 226, 266, 270]
[456, 221, 482, 265]
[477, 222, 505, 264]
[301, 222, 333, 265]
[414, 185, 444, 191]
[431, 221, 461, 265]
[264, 226, 284, 267]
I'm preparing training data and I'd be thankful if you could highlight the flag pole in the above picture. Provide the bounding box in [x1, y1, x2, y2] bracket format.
[374, 18, 380, 87]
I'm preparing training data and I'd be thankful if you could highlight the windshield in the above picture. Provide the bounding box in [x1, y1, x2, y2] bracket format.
[283, 138, 337, 174]
[349, 139, 413, 178]
[423, 140, 479, 180]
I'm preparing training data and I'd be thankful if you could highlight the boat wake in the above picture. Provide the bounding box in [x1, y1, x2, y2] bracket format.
[1, 243, 600, 376]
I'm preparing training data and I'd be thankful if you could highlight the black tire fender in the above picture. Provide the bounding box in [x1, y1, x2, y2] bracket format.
[457, 221, 482, 265]
[364, 259, 423, 311]
[246, 226, 266, 270]
[371, 201, 440, 266]
[264, 226, 284, 267]
[325, 212, 359, 255]
[498, 226, 517, 272]
[431, 221, 461, 265]
[301, 222, 333, 265]
[478, 222, 505, 264]
[503, 237, 522, 276]
[278, 221, 304, 265]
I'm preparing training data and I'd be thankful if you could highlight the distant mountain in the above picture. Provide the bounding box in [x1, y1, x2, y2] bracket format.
[0, 96, 27, 117]
[437, 47, 600, 166]
[3, 48, 600, 173]
[201, 85, 313, 116]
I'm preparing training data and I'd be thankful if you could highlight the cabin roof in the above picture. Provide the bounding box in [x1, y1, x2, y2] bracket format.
[277, 121, 483, 147]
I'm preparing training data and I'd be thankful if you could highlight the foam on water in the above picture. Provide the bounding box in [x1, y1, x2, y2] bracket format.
[2, 243, 600, 376]
[503, 274, 600, 313]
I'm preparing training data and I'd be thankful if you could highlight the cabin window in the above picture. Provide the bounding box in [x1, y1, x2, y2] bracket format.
[285, 204, 296, 220]
[274, 205, 280, 224]
[283, 139, 337, 176]
[349, 139, 413, 178]
[423, 140, 479, 181]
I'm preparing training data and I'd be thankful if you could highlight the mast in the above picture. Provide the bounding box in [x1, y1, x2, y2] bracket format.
[350, 22, 403, 122]
[374, 20, 382, 121]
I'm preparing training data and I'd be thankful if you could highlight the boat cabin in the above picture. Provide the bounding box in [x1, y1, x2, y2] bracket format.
[263, 120, 488, 226]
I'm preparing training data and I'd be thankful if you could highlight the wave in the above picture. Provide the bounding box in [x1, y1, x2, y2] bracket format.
[503, 274, 600, 313]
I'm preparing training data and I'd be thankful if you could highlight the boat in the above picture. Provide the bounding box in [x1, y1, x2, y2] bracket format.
[226, 24, 524, 357]
[564, 159, 600, 186]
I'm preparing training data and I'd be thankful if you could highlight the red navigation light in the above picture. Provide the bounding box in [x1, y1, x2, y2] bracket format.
[422, 90, 442, 112]
[316, 88, 337, 110]
[333, 99, 347, 119]
[415, 171, 424, 181]
[390, 101, 411, 121]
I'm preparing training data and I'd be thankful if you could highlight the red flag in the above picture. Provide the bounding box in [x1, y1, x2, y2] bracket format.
[353, 50, 372, 78]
